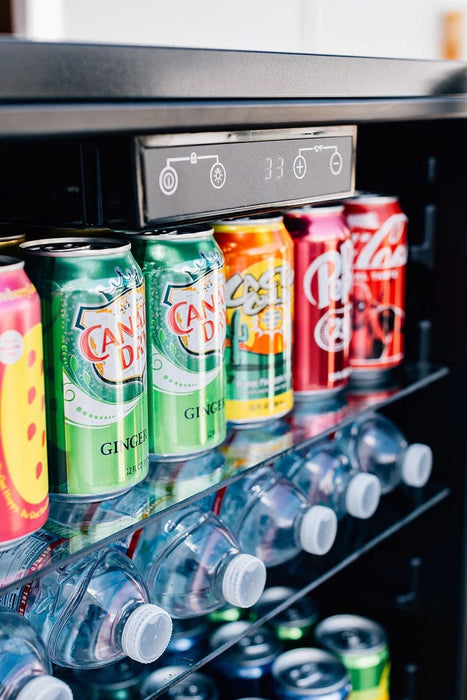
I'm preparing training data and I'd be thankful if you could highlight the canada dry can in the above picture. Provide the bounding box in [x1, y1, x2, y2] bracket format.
[214, 216, 294, 424]
[21, 238, 149, 500]
[284, 205, 352, 397]
[272, 648, 352, 699]
[129, 226, 226, 458]
[344, 194, 407, 381]
[0, 256, 49, 549]
[315, 615, 390, 700]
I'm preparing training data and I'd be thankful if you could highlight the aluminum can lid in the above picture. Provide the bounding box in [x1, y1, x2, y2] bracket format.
[315, 614, 387, 655]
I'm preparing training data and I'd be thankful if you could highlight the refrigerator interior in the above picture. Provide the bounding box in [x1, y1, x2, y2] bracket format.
[0, 45, 466, 700]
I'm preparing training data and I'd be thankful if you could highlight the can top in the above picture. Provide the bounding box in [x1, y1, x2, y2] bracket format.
[142, 666, 218, 700]
[210, 622, 280, 667]
[253, 587, 319, 629]
[213, 213, 284, 227]
[272, 648, 350, 695]
[315, 615, 387, 655]
[122, 223, 214, 240]
[285, 204, 344, 216]
[20, 237, 131, 257]
[344, 192, 398, 205]
[0, 234, 25, 244]
[0, 255, 24, 272]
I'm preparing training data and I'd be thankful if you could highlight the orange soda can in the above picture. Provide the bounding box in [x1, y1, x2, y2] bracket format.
[214, 216, 294, 424]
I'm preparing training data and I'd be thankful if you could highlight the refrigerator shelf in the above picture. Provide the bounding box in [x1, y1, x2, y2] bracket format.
[108, 481, 450, 699]
[0, 361, 448, 597]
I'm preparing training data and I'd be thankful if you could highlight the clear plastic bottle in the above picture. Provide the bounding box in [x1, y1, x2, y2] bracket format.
[337, 412, 433, 494]
[0, 608, 73, 699]
[0, 545, 172, 669]
[131, 505, 267, 618]
[275, 441, 381, 520]
[212, 466, 338, 567]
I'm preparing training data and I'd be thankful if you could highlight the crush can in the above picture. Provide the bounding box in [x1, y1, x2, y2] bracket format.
[21, 238, 149, 500]
[344, 194, 408, 383]
[284, 205, 353, 397]
[214, 216, 294, 424]
[272, 648, 351, 699]
[315, 615, 390, 700]
[129, 226, 226, 459]
[0, 256, 48, 549]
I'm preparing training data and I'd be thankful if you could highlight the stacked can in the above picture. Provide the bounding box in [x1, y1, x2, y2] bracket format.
[283, 205, 353, 398]
[129, 225, 226, 458]
[21, 238, 149, 500]
[344, 194, 408, 384]
[209, 621, 283, 699]
[0, 256, 49, 549]
[250, 587, 319, 647]
[213, 216, 294, 424]
[315, 615, 390, 700]
[272, 648, 352, 699]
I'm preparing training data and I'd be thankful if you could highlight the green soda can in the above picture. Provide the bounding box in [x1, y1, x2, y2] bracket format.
[20, 238, 149, 500]
[128, 225, 226, 458]
[315, 614, 390, 700]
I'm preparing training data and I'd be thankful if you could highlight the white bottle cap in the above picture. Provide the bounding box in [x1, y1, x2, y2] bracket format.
[222, 553, 267, 608]
[16, 675, 73, 700]
[299, 506, 338, 556]
[345, 473, 381, 519]
[121, 603, 172, 664]
[401, 443, 433, 487]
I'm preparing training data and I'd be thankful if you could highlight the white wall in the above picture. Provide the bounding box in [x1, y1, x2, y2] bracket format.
[11, 0, 467, 60]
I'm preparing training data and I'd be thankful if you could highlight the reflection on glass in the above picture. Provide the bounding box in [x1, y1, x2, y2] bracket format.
[288, 393, 347, 440]
[221, 418, 294, 474]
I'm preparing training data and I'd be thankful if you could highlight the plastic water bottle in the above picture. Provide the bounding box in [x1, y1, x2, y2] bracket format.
[212, 466, 338, 567]
[0, 543, 172, 669]
[130, 504, 267, 618]
[0, 608, 73, 699]
[337, 412, 433, 494]
[275, 441, 381, 520]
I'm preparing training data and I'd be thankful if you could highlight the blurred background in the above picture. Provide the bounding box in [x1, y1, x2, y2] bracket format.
[1, 0, 466, 60]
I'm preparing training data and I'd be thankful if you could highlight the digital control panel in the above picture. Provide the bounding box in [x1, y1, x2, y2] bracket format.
[136, 127, 356, 226]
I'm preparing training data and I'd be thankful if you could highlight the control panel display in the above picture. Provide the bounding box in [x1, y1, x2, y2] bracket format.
[136, 127, 356, 226]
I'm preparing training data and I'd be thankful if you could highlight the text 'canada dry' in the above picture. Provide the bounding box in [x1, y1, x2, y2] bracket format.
[129, 226, 226, 458]
[21, 238, 149, 499]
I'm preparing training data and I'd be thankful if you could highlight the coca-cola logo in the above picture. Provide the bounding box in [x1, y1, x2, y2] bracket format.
[303, 239, 353, 310]
[76, 284, 146, 384]
[314, 305, 352, 352]
[164, 269, 226, 355]
[225, 263, 293, 315]
[353, 213, 408, 270]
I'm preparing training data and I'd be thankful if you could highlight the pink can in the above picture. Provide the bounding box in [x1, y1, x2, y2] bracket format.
[0, 256, 49, 550]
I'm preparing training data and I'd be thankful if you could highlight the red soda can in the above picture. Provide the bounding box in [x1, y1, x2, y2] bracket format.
[344, 194, 408, 382]
[0, 256, 49, 550]
[284, 205, 353, 397]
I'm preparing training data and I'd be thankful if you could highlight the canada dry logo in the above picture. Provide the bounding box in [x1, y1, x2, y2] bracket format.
[75, 284, 146, 385]
[163, 268, 226, 356]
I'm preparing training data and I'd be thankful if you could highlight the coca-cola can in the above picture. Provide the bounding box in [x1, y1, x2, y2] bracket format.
[344, 193, 408, 383]
[284, 205, 353, 397]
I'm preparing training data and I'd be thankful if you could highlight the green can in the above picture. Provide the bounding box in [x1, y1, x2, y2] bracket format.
[20, 238, 149, 499]
[315, 614, 390, 700]
[128, 225, 226, 458]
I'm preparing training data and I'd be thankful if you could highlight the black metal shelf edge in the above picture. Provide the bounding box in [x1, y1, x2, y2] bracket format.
[146, 482, 450, 699]
[0, 362, 448, 596]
